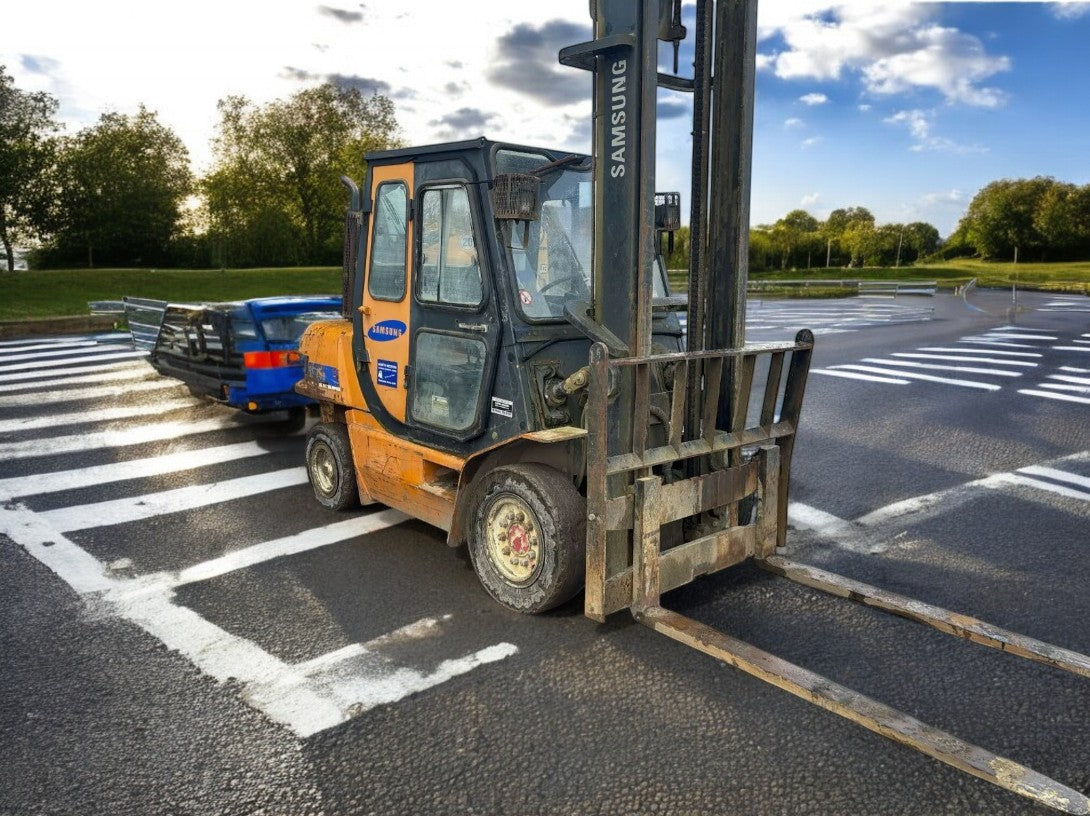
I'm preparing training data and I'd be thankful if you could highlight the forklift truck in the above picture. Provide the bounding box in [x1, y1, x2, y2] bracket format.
[296, 1, 1090, 810]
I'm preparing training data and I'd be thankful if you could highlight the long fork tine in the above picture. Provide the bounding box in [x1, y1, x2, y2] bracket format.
[638, 605, 1090, 815]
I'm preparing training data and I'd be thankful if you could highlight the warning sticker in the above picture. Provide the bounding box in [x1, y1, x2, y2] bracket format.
[376, 359, 398, 388]
[491, 396, 514, 418]
[519, 289, 533, 306]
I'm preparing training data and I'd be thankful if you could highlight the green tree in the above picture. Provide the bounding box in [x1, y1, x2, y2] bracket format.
[1033, 182, 1090, 258]
[204, 83, 401, 266]
[960, 177, 1052, 262]
[902, 222, 940, 262]
[822, 207, 874, 267]
[50, 107, 192, 267]
[0, 65, 59, 271]
[771, 209, 819, 270]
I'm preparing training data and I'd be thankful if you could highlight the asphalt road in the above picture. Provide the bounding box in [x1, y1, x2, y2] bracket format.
[1, 290, 1088, 816]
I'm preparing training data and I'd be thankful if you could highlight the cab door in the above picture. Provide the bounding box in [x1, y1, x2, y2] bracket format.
[406, 181, 500, 443]
[359, 162, 413, 422]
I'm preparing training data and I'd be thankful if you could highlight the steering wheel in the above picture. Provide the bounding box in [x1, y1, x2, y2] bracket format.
[539, 273, 588, 295]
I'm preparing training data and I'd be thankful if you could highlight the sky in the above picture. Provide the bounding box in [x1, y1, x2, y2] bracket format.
[4, 1, 1090, 237]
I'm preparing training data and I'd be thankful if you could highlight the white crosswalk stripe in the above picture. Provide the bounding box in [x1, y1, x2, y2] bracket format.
[0, 441, 273, 500]
[0, 360, 151, 390]
[0, 415, 267, 460]
[858, 358, 1023, 377]
[812, 322, 1090, 404]
[0, 359, 148, 384]
[0, 377, 179, 408]
[0, 349, 146, 374]
[890, 352, 1037, 367]
[39, 467, 310, 531]
[0, 343, 135, 363]
[811, 369, 910, 385]
[1018, 389, 1090, 405]
[1, 334, 520, 738]
[0, 397, 197, 434]
[828, 364, 1002, 390]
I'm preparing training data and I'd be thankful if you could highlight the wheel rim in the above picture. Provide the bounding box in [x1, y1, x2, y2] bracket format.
[310, 442, 337, 497]
[485, 494, 542, 586]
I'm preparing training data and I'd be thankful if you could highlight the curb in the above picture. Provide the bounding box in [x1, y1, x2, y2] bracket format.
[0, 315, 122, 340]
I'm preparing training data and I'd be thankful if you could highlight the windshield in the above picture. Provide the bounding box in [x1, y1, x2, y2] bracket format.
[496, 150, 593, 321]
[495, 148, 670, 321]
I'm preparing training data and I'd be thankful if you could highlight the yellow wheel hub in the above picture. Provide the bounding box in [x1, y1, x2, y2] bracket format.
[311, 444, 336, 496]
[485, 495, 541, 585]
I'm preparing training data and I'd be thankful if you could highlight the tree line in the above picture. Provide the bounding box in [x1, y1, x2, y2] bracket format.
[5, 63, 1090, 273]
[0, 65, 400, 271]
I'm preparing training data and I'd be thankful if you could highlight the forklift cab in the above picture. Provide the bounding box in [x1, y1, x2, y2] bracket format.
[339, 138, 681, 457]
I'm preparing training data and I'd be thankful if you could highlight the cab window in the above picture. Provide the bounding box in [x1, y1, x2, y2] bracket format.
[418, 185, 482, 307]
[369, 181, 408, 301]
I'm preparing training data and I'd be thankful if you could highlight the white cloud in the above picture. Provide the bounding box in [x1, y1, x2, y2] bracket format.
[801, 192, 821, 208]
[858, 104, 872, 112]
[1051, 2, 1090, 19]
[784, 117, 804, 128]
[884, 109, 988, 154]
[801, 136, 821, 148]
[760, 4, 1010, 108]
[799, 93, 828, 106]
[920, 190, 964, 206]
[885, 109, 932, 141]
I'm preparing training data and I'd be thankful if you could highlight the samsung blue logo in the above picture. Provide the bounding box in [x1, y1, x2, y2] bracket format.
[367, 319, 406, 342]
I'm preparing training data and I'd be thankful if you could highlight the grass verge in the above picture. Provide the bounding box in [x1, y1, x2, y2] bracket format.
[0, 267, 342, 320]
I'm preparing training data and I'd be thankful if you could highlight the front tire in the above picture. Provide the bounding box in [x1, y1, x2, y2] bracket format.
[305, 422, 359, 511]
[468, 464, 586, 614]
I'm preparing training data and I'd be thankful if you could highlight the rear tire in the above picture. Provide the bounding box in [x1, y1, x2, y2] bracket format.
[305, 423, 359, 511]
[468, 464, 585, 614]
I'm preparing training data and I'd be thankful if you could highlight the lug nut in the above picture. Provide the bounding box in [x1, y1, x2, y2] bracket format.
[502, 546, 511, 556]
[497, 531, 507, 542]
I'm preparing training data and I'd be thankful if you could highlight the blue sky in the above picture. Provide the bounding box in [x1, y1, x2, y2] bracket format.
[4, 1, 1089, 238]
[743, 3, 1090, 235]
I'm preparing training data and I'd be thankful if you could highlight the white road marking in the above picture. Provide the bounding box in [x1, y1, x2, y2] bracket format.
[0, 350, 146, 374]
[1018, 466, 1090, 492]
[860, 358, 1023, 377]
[0, 334, 126, 348]
[40, 467, 309, 531]
[958, 339, 1037, 349]
[0, 365, 154, 394]
[3, 503, 518, 739]
[1050, 375, 1090, 385]
[811, 370, 910, 385]
[998, 474, 1090, 503]
[890, 352, 1037, 367]
[1053, 346, 1090, 353]
[787, 502, 851, 535]
[1017, 389, 1090, 405]
[1040, 383, 1090, 394]
[917, 347, 1042, 358]
[0, 359, 148, 385]
[1061, 367, 1090, 374]
[0, 340, 100, 355]
[0, 441, 273, 501]
[171, 509, 409, 587]
[854, 451, 1090, 528]
[0, 343, 134, 363]
[984, 333, 1056, 341]
[0, 397, 196, 434]
[0, 377, 178, 408]
[830, 364, 1001, 391]
[0, 414, 269, 461]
